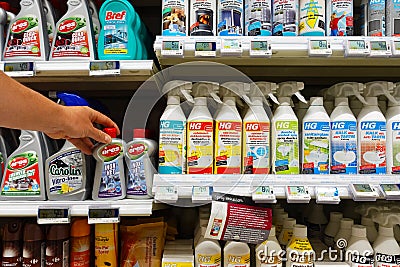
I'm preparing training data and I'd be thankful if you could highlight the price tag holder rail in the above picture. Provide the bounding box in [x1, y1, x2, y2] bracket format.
[286, 185, 311, 203]
[88, 207, 120, 224]
[380, 184, 400, 200]
[89, 61, 120, 76]
[37, 207, 70, 225]
[252, 186, 277, 203]
[349, 183, 379, 201]
[155, 186, 179, 203]
[308, 39, 332, 57]
[315, 186, 340, 204]
[3, 62, 35, 77]
[161, 40, 184, 57]
[192, 186, 213, 203]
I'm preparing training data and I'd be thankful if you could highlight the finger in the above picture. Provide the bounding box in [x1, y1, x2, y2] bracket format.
[69, 138, 94, 155]
[87, 127, 112, 144]
[90, 109, 120, 134]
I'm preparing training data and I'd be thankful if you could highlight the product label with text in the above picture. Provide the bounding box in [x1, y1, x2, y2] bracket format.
[245, 0, 272, 36]
[226, 253, 250, 267]
[391, 121, 400, 174]
[330, 121, 357, 174]
[243, 122, 270, 174]
[187, 121, 214, 174]
[218, 0, 243, 36]
[359, 121, 386, 174]
[197, 253, 221, 267]
[274, 121, 299, 174]
[349, 253, 374, 267]
[302, 121, 329, 174]
[162, 0, 187, 36]
[327, 0, 353, 36]
[103, 10, 129, 55]
[159, 120, 186, 174]
[46, 239, 69, 267]
[126, 142, 149, 196]
[273, 0, 298, 36]
[375, 253, 400, 267]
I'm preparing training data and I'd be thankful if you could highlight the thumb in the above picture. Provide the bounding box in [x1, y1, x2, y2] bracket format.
[88, 127, 112, 144]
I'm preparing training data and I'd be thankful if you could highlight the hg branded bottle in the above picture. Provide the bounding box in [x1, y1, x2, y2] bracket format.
[92, 127, 126, 200]
[162, 0, 188, 36]
[244, 0, 272, 36]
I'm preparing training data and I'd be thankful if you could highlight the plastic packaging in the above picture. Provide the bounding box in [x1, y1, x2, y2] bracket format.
[223, 242, 250, 267]
[278, 218, 297, 247]
[217, 0, 244, 36]
[92, 127, 126, 200]
[125, 129, 157, 198]
[334, 218, 354, 245]
[299, 0, 326, 36]
[361, 216, 378, 243]
[195, 237, 221, 267]
[386, 82, 400, 174]
[368, 0, 385, 36]
[286, 224, 314, 267]
[0, 7, 7, 61]
[162, 0, 188, 36]
[327, 0, 353, 36]
[70, 218, 91, 267]
[273, 0, 299, 36]
[88, 0, 99, 45]
[244, 0, 272, 36]
[46, 224, 70, 267]
[346, 225, 374, 267]
[50, 0, 96, 60]
[190, 0, 216, 35]
[2, 222, 23, 267]
[23, 222, 45, 267]
[324, 212, 343, 247]
[42, 0, 56, 47]
[256, 226, 283, 267]
[386, 0, 400, 36]
[95, 223, 118, 267]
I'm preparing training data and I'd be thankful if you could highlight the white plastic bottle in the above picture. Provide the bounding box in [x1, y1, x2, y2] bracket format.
[302, 97, 330, 174]
[214, 82, 243, 174]
[334, 218, 354, 245]
[346, 225, 374, 267]
[187, 82, 221, 174]
[374, 225, 400, 267]
[272, 82, 307, 174]
[278, 218, 296, 247]
[159, 80, 193, 174]
[88, 0, 100, 45]
[224, 242, 250, 267]
[286, 224, 314, 267]
[358, 82, 398, 174]
[386, 82, 400, 174]
[256, 226, 283, 267]
[361, 217, 378, 244]
[324, 212, 343, 247]
[275, 211, 289, 236]
[195, 237, 221, 267]
[42, 0, 56, 47]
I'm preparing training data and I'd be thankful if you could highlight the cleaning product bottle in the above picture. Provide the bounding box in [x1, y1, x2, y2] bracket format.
[223, 242, 250, 267]
[42, 0, 56, 47]
[299, 0, 326, 36]
[302, 97, 330, 174]
[286, 224, 314, 267]
[214, 82, 244, 174]
[187, 82, 221, 174]
[0, 130, 46, 200]
[162, 0, 188, 36]
[45, 92, 92, 201]
[360, 0, 368, 36]
[324, 212, 343, 247]
[159, 80, 193, 174]
[326, 0, 353, 36]
[386, 0, 400, 36]
[386, 82, 400, 174]
[50, 0, 96, 60]
[70, 218, 91, 267]
[0, 7, 7, 60]
[326, 82, 367, 175]
[361, 216, 378, 243]
[255, 226, 283, 267]
[358, 81, 398, 174]
[334, 218, 354, 246]
[242, 82, 278, 174]
[350, 96, 365, 117]
[125, 129, 157, 199]
[273, 0, 299, 36]
[2, 221, 23, 267]
[278, 218, 297, 247]
[95, 224, 118, 267]
[23, 222, 45, 267]
[272, 81, 307, 175]
[346, 225, 374, 267]
[275, 212, 289, 236]
[244, 0, 272, 36]
[0, 128, 14, 178]
[92, 127, 126, 200]
[3, 0, 49, 61]
[368, 0, 385, 36]
[217, 0, 244, 36]
[195, 237, 221, 267]
[190, 0, 216, 36]
[88, 0, 99, 46]
[46, 224, 70, 267]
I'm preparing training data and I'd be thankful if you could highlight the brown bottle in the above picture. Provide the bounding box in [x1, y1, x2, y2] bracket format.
[70, 218, 90, 267]
[2, 221, 23, 267]
[45, 225, 69, 267]
[23, 223, 45, 267]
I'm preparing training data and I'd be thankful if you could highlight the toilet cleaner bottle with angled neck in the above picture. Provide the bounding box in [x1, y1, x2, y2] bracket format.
[358, 82, 398, 174]
[385, 82, 400, 174]
[214, 82, 244, 174]
[87, 0, 99, 46]
[272, 82, 307, 175]
[50, 0, 96, 60]
[346, 225, 374, 267]
[326, 82, 367, 174]
[187, 82, 221, 174]
[42, 0, 56, 47]
[4, 0, 49, 61]
[159, 80, 193, 174]
[92, 127, 126, 200]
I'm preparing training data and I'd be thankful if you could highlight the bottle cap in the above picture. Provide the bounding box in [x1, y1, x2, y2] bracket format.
[3, 222, 22, 241]
[330, 212, 343, 222]
[351, 225, 367, 238]
[293, 224, 307, 237]
[23, 223, 44, 242]
[133, 129, 149, 139]
[340, 218, 354, 229]
[269, 226, 276, 237]
[283, 218, 296, 229]
[310, 97, 323, 106]
[71, 218, 90, 237]
[47, 225, 70, 241]
[0, 2, 11, 11]
[104, 127, 117, 138]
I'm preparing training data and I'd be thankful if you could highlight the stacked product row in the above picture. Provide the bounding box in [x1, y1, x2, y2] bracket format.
[0, 0, 153, 62]
[158, 80, 400, 175]
[162, 0, 393, 37]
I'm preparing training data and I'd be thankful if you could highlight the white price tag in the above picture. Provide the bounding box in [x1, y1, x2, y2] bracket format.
[155, 186, 178, 203]
[391, 40, 400, 57]
[192, 186, 213, 203]
[369, 40, 391, 57]
[345, 39, 370, 57]
[37, 208, 70, 224]
[221, 38, 242, 55]
[316, 187, 340, 204]
[380, 184, 400, 200]
[3, 62, 35, 77]
[350, 184, 379, 201]
[286, 186, 311, 203]
[89, 61, 120, 76]
[88, 207, 120, 224]
[195, 41, 217, 57]
[252, 186, 276, 203]
[250, 40, 272, 57]
[308, 40, 332, 56]
[161, 40, 184, 56]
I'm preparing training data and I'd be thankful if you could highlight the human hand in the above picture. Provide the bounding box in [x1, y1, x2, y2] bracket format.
[44, 106, 120, 155]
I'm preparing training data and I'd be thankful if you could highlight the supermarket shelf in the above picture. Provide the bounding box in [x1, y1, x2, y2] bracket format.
[0, 199, 155, 217]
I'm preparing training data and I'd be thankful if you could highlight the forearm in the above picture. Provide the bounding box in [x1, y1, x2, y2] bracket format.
[0, 71, 64, 132]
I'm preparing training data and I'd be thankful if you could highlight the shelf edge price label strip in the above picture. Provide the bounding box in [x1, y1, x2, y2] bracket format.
[308, 39, 332, 57]
[161, 40, 184, 57]
[252, 185, 276, 203]
[349, 183, 379, 201]
[380, 184, 400, 200]
[192, 186, 213, 203]
[250, 40, 272, 57]
[3, 62, 35, 77]
[37, 207, 70, 225]
[221, 38, 242, 56]
[315, 186, 340, 204]
[369, 40, 391, 57]
[89, 61, 120, 76]
[286, 185, 311, 203]
[345, 39, 370, 57]
[195, 41, 217, 57]
[88, 207, 120, 224]
[155, 186, 178, 203]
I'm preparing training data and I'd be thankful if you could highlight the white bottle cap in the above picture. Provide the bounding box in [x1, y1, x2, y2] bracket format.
[340, 218, 354, 229]
[293, 224, 308, 237]
[283, 218, 297, 229]
[270, 226, 276, 237]
[335, 97, 349, 106]
[330, 212, 343, 222]
[351, 225, 367, 238]
[361, 216, 375, 226]
[379, 225, 394, 237]
[310, 97, 323, 106]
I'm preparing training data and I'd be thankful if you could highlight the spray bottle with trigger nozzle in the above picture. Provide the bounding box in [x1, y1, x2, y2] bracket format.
[159, 80, 194, 174]
[326, 82, 367, 174]
[271, 81, 306, 175]
[385, 82, 400, 174]
[358, 82, 399, 175]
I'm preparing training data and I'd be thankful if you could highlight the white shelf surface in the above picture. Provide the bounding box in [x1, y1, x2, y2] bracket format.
[0, 199, 154, 217]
